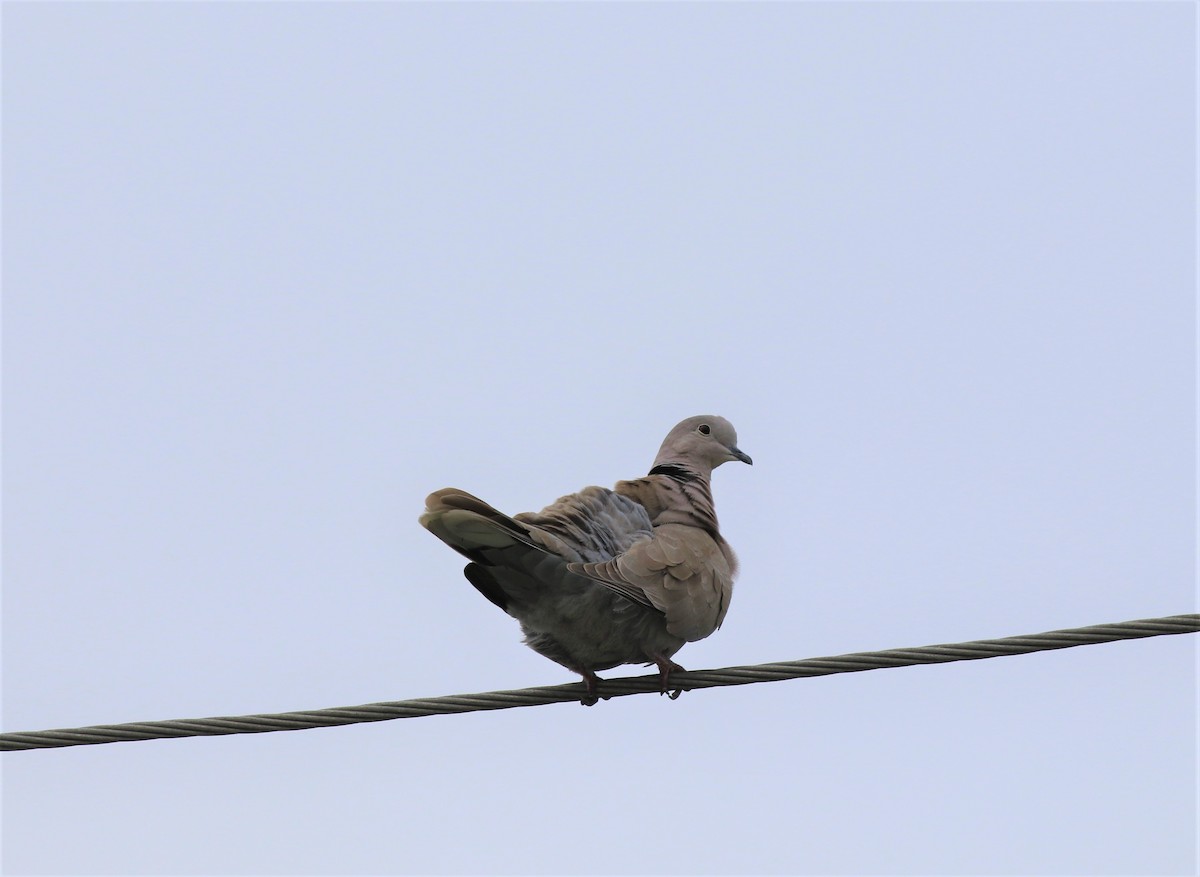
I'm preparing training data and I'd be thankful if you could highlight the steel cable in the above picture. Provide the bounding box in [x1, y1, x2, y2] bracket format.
[3, 613, 1195, 751]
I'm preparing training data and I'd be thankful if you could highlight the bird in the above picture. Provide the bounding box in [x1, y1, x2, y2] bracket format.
[419, 415, 751, 704]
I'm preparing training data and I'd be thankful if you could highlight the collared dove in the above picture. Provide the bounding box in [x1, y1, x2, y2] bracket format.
[420, 415, 751, 704]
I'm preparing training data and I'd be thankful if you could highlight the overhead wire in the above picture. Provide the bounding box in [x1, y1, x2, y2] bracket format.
[2, 613, 1195, 751]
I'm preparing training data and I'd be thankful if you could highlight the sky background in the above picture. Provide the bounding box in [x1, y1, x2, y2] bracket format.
[3, 3, 1196, 875]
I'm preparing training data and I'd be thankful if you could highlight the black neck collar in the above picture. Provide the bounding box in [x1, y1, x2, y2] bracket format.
[647, 463, 700, 483]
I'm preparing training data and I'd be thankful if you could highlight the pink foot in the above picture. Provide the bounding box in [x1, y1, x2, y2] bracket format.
[579, 670, 604, 706]
[651, 654, 686, 699]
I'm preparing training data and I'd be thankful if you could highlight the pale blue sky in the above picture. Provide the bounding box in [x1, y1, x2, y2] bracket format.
[3, 3, 1196, 875]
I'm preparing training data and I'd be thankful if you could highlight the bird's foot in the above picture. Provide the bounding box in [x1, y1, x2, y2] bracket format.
[579, 670, 604, 707]
[651, 655, 686, 699]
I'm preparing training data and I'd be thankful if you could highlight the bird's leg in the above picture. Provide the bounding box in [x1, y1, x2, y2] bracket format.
[579, 670, 604, 707]
[650, 654, 686, 699]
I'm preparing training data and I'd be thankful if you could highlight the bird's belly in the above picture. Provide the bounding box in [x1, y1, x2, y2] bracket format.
[514, 587, 683, 672]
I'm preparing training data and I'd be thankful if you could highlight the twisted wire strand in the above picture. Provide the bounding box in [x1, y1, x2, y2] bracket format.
[3, 613, 1195, 751]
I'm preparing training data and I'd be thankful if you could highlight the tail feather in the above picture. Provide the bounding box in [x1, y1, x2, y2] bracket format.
[463, 562, 509, 610]
[421, 488, 573, 611]
[420, 488, 534, 557]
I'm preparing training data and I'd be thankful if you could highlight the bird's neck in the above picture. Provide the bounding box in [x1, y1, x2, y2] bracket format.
[648, 449, 714, 479]
[647, 461, 708, 482]
[643, 461, 720, 537]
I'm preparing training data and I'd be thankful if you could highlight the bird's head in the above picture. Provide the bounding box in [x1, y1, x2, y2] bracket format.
[653, 415, 752, 474]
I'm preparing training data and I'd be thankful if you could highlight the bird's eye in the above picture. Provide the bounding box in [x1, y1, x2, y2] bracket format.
[698, 424, 711, 435]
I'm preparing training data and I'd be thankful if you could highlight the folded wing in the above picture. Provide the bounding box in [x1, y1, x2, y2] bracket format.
[568, 523, 734, 642]
[420, 486, 658, 611]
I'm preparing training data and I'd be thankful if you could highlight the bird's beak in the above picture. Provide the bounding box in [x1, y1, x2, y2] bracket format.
[731, 446, 753, 465]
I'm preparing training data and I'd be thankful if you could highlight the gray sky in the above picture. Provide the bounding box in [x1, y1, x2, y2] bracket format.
[3, 3, 1195, 875]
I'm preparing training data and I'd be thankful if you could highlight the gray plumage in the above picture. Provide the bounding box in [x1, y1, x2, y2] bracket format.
[419, 415, 751, 703]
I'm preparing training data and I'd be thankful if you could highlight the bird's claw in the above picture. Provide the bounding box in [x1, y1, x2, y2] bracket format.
[580, 671, 604, 706]
[651, 655, 686, 700]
